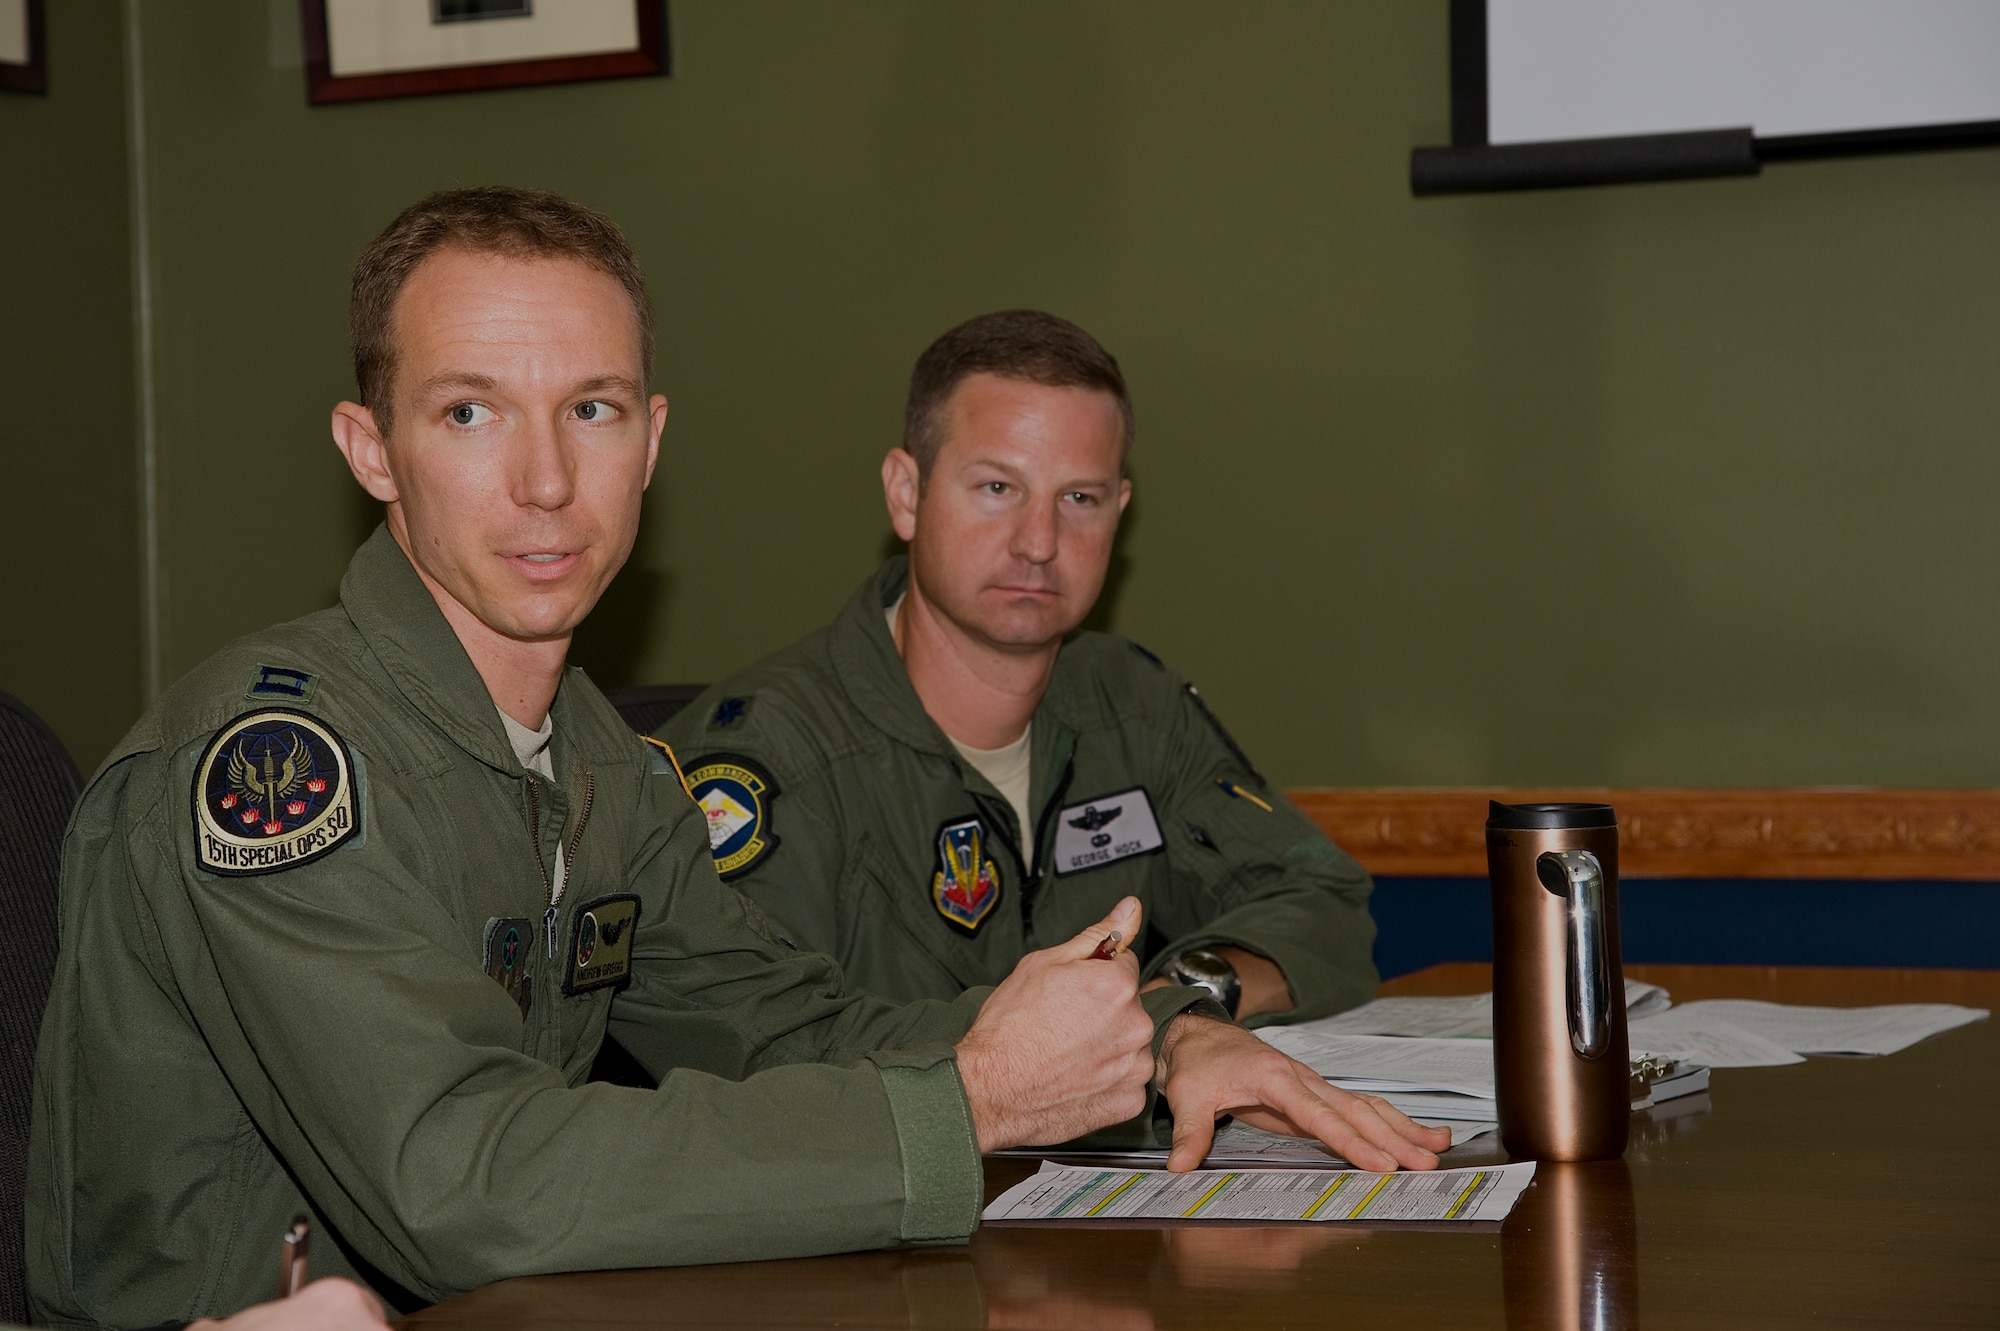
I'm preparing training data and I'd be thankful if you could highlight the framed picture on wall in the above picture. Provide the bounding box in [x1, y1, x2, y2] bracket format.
[302, 0, 668, 105]
[0, 0, 47, 95]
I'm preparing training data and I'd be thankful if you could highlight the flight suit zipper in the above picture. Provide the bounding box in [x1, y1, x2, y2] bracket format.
[1013, 758, 1074, 924]
[524, 768, 596, 959]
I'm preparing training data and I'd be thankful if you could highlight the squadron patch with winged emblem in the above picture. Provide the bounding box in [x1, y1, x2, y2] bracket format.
[931, 817, 1002, 934]
[1050, 787, 1165, 876]
[193, 708, 358, 876]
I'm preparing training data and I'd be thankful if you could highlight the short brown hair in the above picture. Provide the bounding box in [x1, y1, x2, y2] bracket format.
[350, 186, 654, 434]
[903, 310, 1133, 478]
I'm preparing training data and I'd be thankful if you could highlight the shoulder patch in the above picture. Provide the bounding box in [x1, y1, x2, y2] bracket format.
[1185, 683, 1266, 785]
[193, 708, 359, 877]
[245, 664, 318, 704]
[931, 816, 1002, 934]
[685, 753, 780, 880]
[708, 696, 753, 730]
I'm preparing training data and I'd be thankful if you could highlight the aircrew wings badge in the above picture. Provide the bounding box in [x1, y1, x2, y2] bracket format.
[685, 753, 779, 880]
[931, 817, 1001, 934]
[193, 708, 359, 877]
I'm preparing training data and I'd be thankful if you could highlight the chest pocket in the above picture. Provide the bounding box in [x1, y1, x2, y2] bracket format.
[838, 832, 1002, 1001]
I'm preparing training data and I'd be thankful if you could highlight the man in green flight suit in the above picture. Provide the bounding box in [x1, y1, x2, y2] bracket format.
[27, 191, 1446, 1328]
[661, 310, 1378, 1028]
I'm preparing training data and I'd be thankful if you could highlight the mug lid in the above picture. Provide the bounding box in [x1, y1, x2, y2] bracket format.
[1486, 800, 1617, 830]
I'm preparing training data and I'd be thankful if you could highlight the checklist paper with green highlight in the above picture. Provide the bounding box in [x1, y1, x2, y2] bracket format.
[983, 1160, 1535, 1224]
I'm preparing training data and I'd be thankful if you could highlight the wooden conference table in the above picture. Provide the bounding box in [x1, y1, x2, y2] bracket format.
[401, 964, 1998, 1329]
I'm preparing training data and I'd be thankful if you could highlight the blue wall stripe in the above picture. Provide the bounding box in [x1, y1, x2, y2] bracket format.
[1372, 877, 2000, 980]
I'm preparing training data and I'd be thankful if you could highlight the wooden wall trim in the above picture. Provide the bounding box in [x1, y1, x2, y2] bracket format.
[1286, 789, 2000, 881]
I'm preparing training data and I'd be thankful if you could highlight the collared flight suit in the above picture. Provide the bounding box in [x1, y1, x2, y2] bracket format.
[26, 530, 1215, 1328]
[660, 558, 1378, 1024]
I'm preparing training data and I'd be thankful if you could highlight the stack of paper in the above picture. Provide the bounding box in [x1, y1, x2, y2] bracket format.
[984, 1159, 1536, 1224]
[1257, 982, 1714, 1117]
[1255, 1030, 1499, 1122]
[1629, 999, 1987, 1066]
[1304, 978, 1672, 1040]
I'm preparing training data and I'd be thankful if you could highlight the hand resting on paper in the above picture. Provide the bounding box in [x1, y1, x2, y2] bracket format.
[1153, 1015, 1452, 1173]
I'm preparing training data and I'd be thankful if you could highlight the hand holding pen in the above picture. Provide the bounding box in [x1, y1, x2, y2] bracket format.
[180, 1216, 387, 1328]
[952, 896, 1153, 1153]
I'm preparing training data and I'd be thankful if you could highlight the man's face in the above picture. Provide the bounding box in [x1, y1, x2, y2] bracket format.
[344, 248, 665, 646]
[897, 373, 1130, 652]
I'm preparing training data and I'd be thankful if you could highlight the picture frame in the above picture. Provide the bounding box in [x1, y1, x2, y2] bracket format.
[302, 0, 667, 106]
[0, 0, 47, 96]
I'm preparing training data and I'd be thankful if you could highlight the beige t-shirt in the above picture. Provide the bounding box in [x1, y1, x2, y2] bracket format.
[888, 596, 1036, 865]
[499, 707, 565, 899]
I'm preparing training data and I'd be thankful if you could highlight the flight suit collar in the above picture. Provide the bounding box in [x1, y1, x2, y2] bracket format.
[828, 556, 948, 755]
[831, 558, 1082, 878]
[338, 525, 521, 776]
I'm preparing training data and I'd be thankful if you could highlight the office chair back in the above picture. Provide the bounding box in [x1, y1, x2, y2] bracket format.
[0, 691, 80, 1326]
[605, 684, 708, 737]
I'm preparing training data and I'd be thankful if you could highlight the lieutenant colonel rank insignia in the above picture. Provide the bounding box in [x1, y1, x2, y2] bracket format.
[1050, 787, 1165, 876]
[564, 894, 640, 994]
[685, 753, 779, 880]
[194, 708, 359, 876]
[931, 817, 1001, 934]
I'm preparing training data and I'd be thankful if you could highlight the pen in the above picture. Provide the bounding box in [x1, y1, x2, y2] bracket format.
[280, 1215, 310, 1299]
[1089, 930, 1123, 960]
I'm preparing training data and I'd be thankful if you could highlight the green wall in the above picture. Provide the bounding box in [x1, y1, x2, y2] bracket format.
[0, 1, 138, 771]
[7, 1, 2000, 787]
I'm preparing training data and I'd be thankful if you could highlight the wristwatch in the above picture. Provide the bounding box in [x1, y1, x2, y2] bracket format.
[1161, 949, 1242, 1018]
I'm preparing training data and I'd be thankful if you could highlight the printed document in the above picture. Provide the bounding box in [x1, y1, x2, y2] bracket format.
[984, 1160, 1535, 1224]
[1660, 999, 1987, 1056]
[996, 1120, 1500, 1169]
[1293, 979, 1672, 1040]
[1627, 1008, 1802, 1067]
[1255, 1031, 1497, 1098]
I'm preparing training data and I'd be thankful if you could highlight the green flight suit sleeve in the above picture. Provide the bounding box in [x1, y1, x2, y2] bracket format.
[136, 740, 987, 1303]
[1137, 683, 1379, 1026]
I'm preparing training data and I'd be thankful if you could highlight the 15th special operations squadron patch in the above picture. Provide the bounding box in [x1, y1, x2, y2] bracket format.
[193, 709, 359, 876]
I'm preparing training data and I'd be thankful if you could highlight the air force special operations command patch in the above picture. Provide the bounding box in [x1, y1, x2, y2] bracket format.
[194, 709, 359, 876]
[686, 754, 779, 880]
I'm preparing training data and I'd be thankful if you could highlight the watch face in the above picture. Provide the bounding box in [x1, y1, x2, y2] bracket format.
[1176, 951, 1234, 982]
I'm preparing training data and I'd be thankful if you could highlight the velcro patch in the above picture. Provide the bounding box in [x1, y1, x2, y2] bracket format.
[193, 709, 359, 877]
[685, 753, 779, 880]
[931, 817, 1002, 934]
[1050, 787, 1165, 876]
[708, 696, 752, 730]
[245, 664, 318, 704]
[482, 916, 535, 1017]
[565, 894, 640, 994]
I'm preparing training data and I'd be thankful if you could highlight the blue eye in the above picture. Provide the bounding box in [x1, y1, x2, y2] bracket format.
[575, 399, 617, 422]
[447, 402, 495, 427]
